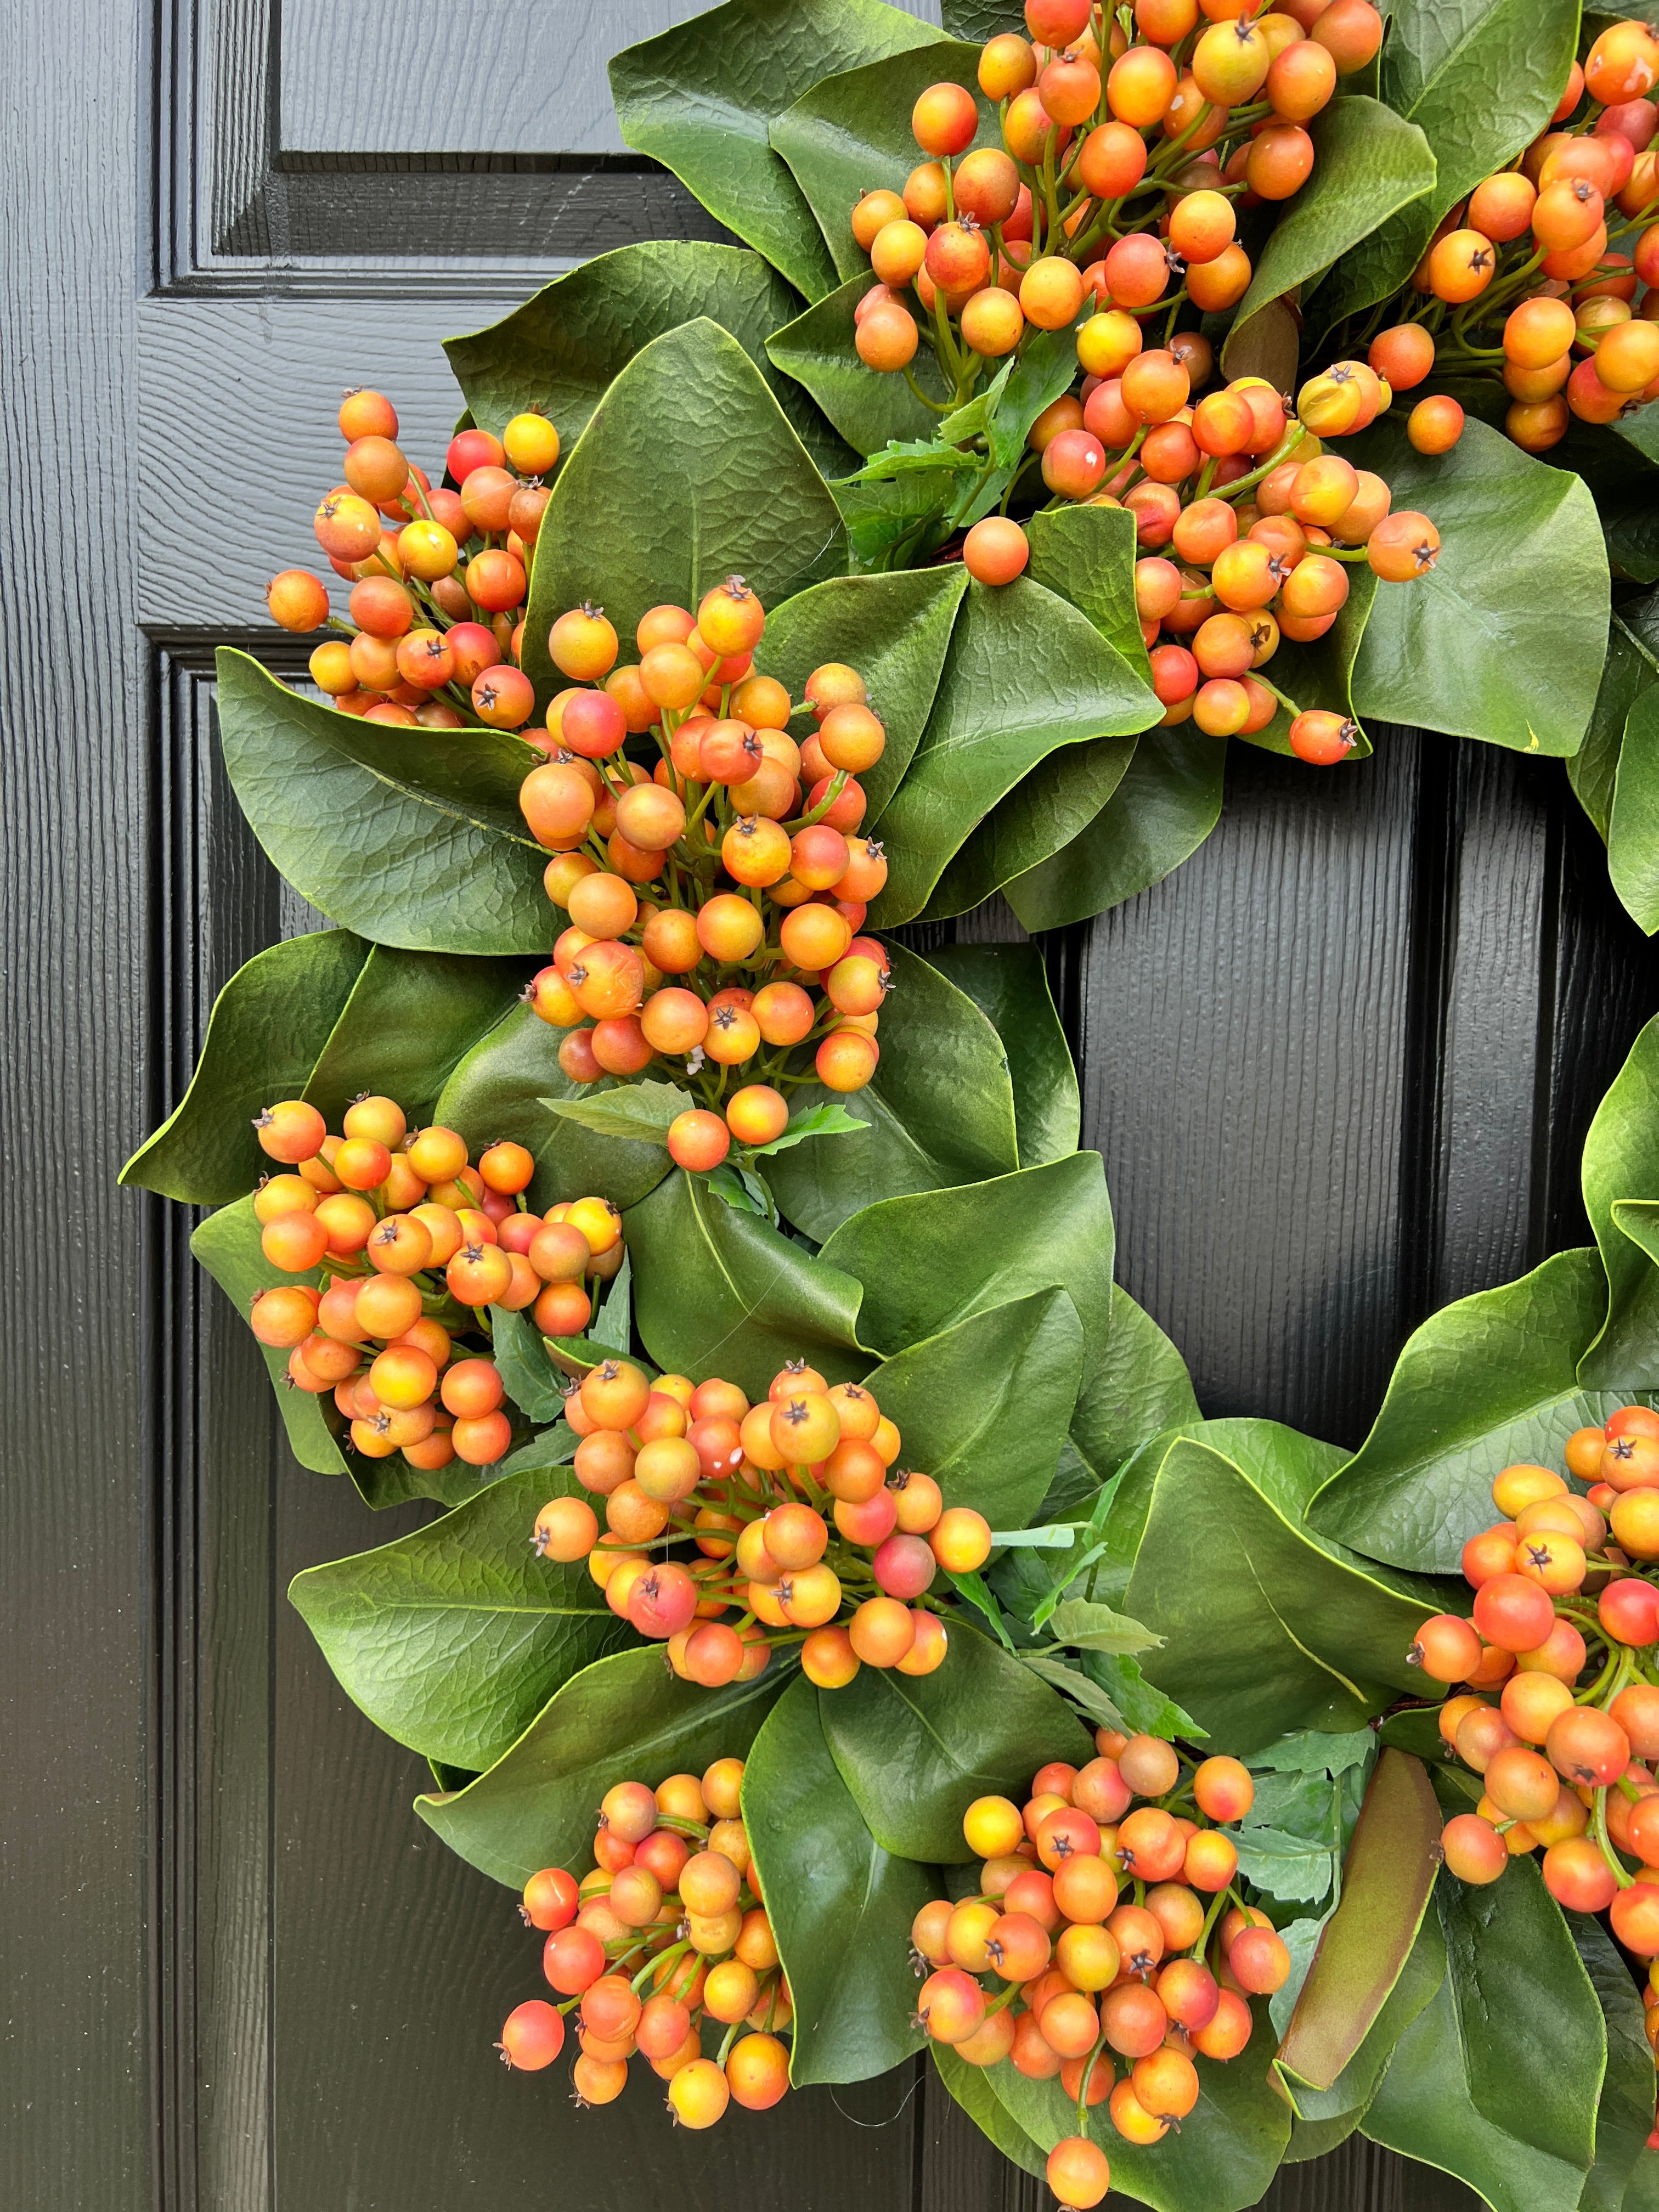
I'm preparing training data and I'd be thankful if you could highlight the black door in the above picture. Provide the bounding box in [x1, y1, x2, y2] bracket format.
[7, 2, 1655, 2207]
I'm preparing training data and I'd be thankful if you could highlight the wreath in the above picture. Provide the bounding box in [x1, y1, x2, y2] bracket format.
[124, 1, 1659, 2206]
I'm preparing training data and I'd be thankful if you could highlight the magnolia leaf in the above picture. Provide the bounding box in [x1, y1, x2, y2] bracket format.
[1252, 1728, 1376, 1776]
[768, 275, 952, 458]
[213, 651, 550, 954]
[190, 1195, 347, 1477]
[541, 1079, 690, 1144]
[609, 0, 941, 301]
[522, 320, 845, 701]
[1070, 1285, 1202, 1488]
[1610, 673, 1659, 938]
[922, 944, 1080, 1170]
[443, 241, 852, 481]
[289, 1469, 627, 1773]
[120, 928, 369, 1203]
[1046, 1598, 1163, 1656]
[1566, 600, 1659, 844]
[302, 945, 531, 1130]
[1576, 1917, 1656, 2212]
[1348, 416, 1609, 757]
[742, 1677, 933, 2085]
[1583, 1015, 1659, 1385]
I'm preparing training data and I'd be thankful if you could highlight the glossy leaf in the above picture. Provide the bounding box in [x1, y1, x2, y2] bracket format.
[820, 1153, 1111, 1364]
[1567, 600, 1659, 844]
[1362, 1854, 1604, 2212]
[190, 1195, 348, 1477]
[1582, 1014, 1659, 1386]
[772, 41, 992, 288]
[1576, 1917, 1655, 2212]
[869, 576, 1164, 926]
[921, 943, 1080, 1169]
[1276, 1751, 1442, 2092]
[543, 1079, 689, 1145]
[289, 1469, 627, 1774]
[765, 941, 1019, 1241]
[610, 0, 942, 301]
[489, 1307, 567, 1426]
[1004, 727, 1229, 932]
[1232, 99, 1436, 336]
[1308, 1247, 1616, 1572]
[752, 564, 967, 820]
[1070, 1286, 1201, 1485]
[768, 275, 953, 458]
[742, 1677, 933, 2084]
[522, 320, 846, 701]
[931, 2049, 1048, 2181]
[922, 736, 1142, 921]
[939, 0, 1021, 35]
[416, 1645, 787, 1888]
[433, 1002, 674, 1211]
[1312, 0, 1581, 328]
[832, 463, 963, 573]
[214, 650, 551, 955]
[1612, 686, 1659, 936]
[623, 1166, 868, 1399]
[120, 928, 368, 1203]
[819, 1621, 1092, 1863]
[1027, 501, 1150, 670]
[303, 944, 530, 1130]
[443, 241, 852, 481]
[990, 2001, 1293, 2212]
[1121, 1429, 1444, 1753]
[861, 1288, 1085, 1531]
[1348, 417, 1609, 757]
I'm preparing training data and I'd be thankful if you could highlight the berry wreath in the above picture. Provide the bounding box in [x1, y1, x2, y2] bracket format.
[123, 2, 1659, 2206]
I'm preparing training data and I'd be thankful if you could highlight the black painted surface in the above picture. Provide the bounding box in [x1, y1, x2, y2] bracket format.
[7, 1, 1656, 2207]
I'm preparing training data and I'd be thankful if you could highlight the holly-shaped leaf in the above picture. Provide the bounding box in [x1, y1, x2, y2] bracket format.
[521, 320, 847, 701]
[213, 650, 552, 955]
[610, 0, 943, 301]
[444, 241, 853, 481]
[741, 1676, 934, 2085]
[416, 1645, 787, 1888]
[817, 1621, 1092, 1863]
[623, 1166, 868, 1399]
[289, 1469, 628, 1774]
[120, 928, 369, 1203]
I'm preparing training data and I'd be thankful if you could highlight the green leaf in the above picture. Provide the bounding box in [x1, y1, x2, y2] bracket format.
[930, 2049, 1049, 2181]
[433, 1002, 674, 1211]
[212, 650, 550, 955]
[1583, 1015, 1659, 1387]
[443, 241, 853, 482]
[990, 2000, 1293, 2212]
[541, 1079, 689, 1145]
[741, 1676, 934, 2084]
[1566, 601, 1659, 843]
[772, 40, 992, 290]
[768, 275, 954, 458]
[746, 1102, 868, 1157]
[1231, 98, 1436, 336]
[871, 577, 1163, 925]
[922, 737, 1142, 922]
[1046, 1598, 1162, 1655]
[1307, 1246, 1614, 1572]
[831, 465, 963, 574]
[1278, 1896, 1448, 2134]
[289, 1469, 627, 1774]
[1362, 1854, 1604, 2212]
[1252, 1727, 1376, 1777]
[590, 1252, 632, 1354]
[1575, 1917, 1655, 2212]
[1276, 1751, 1442, 2091]
[1080, 1649, 1206, 1741]
[1348, 419, 1609, 757]
[623, 1166, 868, 1400]
[1234, 1827, 1338, 1907]
[609, 0, 942, 301]
[1070, 1286, 1201, 1485]
[1122, 1431, 1444, 1753]
[120, 929, 369, 1203]
[302, 944, 531, 1130]
[765, 940, 1019, 1240]
[707, 1159, 778, 1221]
[862, 1288, 1085, 1531]
[921, 944, 1080, 1170]
[1026, 500, 1152, 670]
[189, 1196, 347, 1477]
[521, 320, 846, 702]
[752, 565, 967, 821]
[1311, 0, 1581, 329]
[1004, 727, 1228, 930]
[819, 1620, 1091, 1863]
[488, 1306, 567, 1425]
[415, 1645, 787, 1888]
[1020, 1649, 1134, 1732]
[1244, 569, 1379, 761]
[820, 1153, 1111, 1364]
[1612, 685, 1659, 936]
[940, 0, 1022, 36]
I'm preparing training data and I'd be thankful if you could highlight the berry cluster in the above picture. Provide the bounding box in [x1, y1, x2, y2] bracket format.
[247, 1092, 623, 1471]
[534, 1357, 992, 1682]
[268, 388, 561, 727]
[496, 1761, 793, 2129]
[849, 0, 1381, 403]
[910, 1736, 1289, 2208]
[1411, 1406, 1659, 1982]
[518, 586, 889, 1166]
[1358, 20, 1659, 455]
